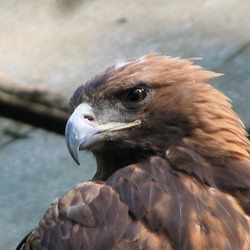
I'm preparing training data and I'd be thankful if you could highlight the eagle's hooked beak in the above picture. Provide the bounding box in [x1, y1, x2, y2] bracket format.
[65, 103, 141, 165]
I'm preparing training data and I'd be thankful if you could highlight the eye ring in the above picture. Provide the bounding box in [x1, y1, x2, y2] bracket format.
[121, 87, 148, 108]
[125, 88, 147, 103]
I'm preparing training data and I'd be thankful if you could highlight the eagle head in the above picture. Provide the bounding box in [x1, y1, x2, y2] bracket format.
[65, 53, 250, 180]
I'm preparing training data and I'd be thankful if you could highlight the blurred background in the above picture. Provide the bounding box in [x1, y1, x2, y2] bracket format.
[1, 0, 250, 249]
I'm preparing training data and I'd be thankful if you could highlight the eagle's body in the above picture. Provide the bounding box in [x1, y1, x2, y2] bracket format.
[17, 54, 250, 249]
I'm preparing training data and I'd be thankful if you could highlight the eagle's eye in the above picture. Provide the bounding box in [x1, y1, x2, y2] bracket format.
[122, 87, 147, 108]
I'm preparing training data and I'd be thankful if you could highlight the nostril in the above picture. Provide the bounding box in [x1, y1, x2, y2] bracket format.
[83, 115, 94, 121]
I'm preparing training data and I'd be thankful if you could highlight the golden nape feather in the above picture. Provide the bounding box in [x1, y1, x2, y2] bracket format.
[17, 53, 250, 250]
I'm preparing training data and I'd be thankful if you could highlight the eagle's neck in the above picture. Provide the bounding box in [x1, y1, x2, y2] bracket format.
[167, 135, 250, 214]
[92, 147, 155, 181]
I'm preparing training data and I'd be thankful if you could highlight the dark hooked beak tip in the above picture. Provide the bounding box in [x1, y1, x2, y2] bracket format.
[65, 120, 81, 165]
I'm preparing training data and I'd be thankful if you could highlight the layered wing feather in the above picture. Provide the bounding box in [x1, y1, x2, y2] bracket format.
[18, 154, 250, 249]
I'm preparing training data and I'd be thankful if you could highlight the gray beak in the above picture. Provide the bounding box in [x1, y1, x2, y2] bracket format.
[65, 103, 101, 165]
[65, 103, 141, 165]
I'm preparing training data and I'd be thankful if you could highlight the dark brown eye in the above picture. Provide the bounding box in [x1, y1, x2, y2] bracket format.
[124, 88, 147, 104]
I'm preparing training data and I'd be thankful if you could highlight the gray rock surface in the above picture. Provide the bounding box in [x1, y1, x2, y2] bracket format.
[0, 1, 250, 249]
[0, 118, 95, 249]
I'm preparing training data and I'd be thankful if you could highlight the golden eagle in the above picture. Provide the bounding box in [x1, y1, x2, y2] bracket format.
[17, 54, 250, 249]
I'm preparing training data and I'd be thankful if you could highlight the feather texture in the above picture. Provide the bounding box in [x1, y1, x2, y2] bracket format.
[17, 53, 250, 249]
